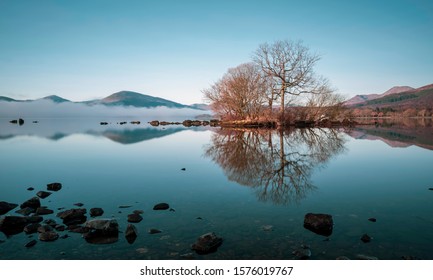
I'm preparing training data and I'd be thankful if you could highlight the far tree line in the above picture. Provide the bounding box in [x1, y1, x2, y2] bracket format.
[202, 40, 345, 126]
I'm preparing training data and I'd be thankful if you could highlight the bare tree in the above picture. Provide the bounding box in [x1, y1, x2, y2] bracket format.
[253, 40, 334, 125]
[203, 63, 268, 120]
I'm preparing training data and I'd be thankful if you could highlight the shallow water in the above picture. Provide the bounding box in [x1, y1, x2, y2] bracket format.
[1, 118, 433, 260]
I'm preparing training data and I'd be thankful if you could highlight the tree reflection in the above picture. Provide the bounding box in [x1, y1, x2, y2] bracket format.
[205, 128, 346, 205]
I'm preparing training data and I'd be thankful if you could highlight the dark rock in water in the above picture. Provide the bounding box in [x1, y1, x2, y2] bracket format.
[20, 197, 41, 209]
[153, 203, 169, 210]
[60, 234, 69, 239]
[37, 225, 54, 233]
[67, 225, 89, 233]
[36, 191, 51, 199]
[125, 224, 138, 244]
[132, 210, 144, 215]
[19, 118, 24, 125]
[90, 208, 104, 217]
[127, 213, 143, 223]
[47, 182, 62, 191]
[83, 219, 119, 244]
[149, 228, 162, 234]
[55, 225, 65, 231]
[130, 121, 140, 124]
[25, 240, 37, 248]
[74, 203, 84, 207]
[44, 219, 57, 227]
[27, 187, 35, 191]
[368, 218, 377, 222]
[100, 122, 108, 125]
[33, 121, 38, 123]
[429, 188, 433, 191]
[24, 223, 41, 234]
[15, 207, 35, 216]
[181, 168, 186, 171]
[191, 232, 223, 254]
[0, 216, 42, 236]
[39, 231, 59, 242]
[35, 207, 54, 215]
[0, 201, 19, 215]
[57, 208, 87, 225]
[118, 205, 132, 209]
[361, 234, 372, 243]
[303, 213, 333, 236]
[10, 119, 18, 124]
[149, 120, 159, 126]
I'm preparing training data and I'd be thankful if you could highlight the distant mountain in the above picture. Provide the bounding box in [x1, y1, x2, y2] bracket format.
[40, 95, 71, 103]
[97, 91, 192, 109]
[346, 84, 433, 110]
[0, 90, 206, 110]
[344, 86, 414, 106]
[0, 96, 18, 102]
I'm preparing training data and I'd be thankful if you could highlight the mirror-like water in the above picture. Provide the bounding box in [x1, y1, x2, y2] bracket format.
[1, 118, 433, 260]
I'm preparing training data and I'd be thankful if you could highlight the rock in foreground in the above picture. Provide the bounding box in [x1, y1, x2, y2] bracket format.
[57, 208, 87, 225]
[90, 208, 104, 217]
[303, 213, 333, 236]
[83, 219, 119, 244]
[47, 182, 62, 191]
[125, 224, 138, 244]
[191, 232, 223, 254]
[0, 201, 18, 215]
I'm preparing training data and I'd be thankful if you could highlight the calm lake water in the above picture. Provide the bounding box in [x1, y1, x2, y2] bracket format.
[1, 118, 433, 260]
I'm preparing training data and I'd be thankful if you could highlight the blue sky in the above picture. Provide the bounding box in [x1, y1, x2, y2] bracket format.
[0, 0, 432, 104]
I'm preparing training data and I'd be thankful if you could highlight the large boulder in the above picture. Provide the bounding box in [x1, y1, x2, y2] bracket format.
[89, 208, 104, 217]
[191, 232, 223, 254]
[36, 191, 52, 199]
[20, 197, 41, 209]
[57, 208, 87, 225]
[0, 216, 43, 236]
[0, 201, 18, 215]
[82, 219, 119, 244]
[303, 213, 333, 236]
[47, 182, 62, 191]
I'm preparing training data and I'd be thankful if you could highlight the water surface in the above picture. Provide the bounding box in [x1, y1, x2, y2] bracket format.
[1, 118, 433, 260]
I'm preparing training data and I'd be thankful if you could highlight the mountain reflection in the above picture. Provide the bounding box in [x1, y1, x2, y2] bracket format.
[205, 128, 346, 205]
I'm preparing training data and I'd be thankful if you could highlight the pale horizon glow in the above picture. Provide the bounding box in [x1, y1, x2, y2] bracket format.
[0, 0, 432, 104]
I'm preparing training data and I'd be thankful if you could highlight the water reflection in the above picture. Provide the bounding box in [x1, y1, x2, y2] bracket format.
[205, 128, 346, 205]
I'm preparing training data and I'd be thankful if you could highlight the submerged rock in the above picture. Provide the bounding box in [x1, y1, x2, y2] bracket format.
[15, 207, 35, 216]
[292, 248, 312, 259]
[47, 182, 62, 191]
[153, 203, 169, 210]
[0, 201, 19, 215]
[262, 225, 274, 231]
[191, 232, 223, 255]
[132, 210, 144, 215]
[36, 191, 52, 199]
[127, 213, 143, 223]
[361, 234, 372, 243]
[368, 218, 377, 222]
[125, 224, 138, 244]
[82, 219, 119, 244]
[35, 207, 54, 215]
[37, 225, 54, 233]
[39, 231, 59, 242]
[149, 228, 162, 234]
[23, 223, 41, 234]
[356, 254, 378, 260]
[74, 203, 84, 207]
[303, 213, 333, 236]
[20, 197, 41, 210]
[25, 239, 37, 248]
[57, 208, 87, 225]
[27, 187, 35, 191]
[90, 208, 104, 217]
